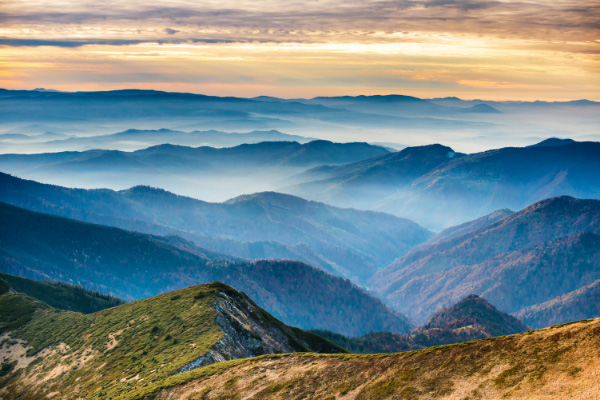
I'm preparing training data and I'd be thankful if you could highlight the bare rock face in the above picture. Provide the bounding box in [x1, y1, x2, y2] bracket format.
[178, 286, 345, 372]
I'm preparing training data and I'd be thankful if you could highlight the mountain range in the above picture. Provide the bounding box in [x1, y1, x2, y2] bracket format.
[0, 139, 389, 171]
[0, 202, 413, 336]
[0, 89, 494, 139]
[4, 89, 599, 155]
[285, 139, 600, 229]
[0, 129, 317, 153]
[2, 269, 597, 400]
[0, 172, 431, 282]
[0, 140, 390, 201]
[4, 136, 599, 230]
[313, 294, 529, 353]
[371, 196, 600, 326]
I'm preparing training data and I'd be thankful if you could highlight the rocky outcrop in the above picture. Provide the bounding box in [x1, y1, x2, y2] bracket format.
[178, 288, 344, 372]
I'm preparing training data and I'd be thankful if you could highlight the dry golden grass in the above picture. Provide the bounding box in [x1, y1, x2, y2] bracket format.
[147, 318, 600, 400]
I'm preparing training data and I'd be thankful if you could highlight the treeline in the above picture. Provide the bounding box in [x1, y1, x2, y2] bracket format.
[0, 273, 125, 314]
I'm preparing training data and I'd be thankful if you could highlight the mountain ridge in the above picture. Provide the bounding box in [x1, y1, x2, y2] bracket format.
[313, 294, 529, 354]
[0, 281, 345, 399]
[371, 196, 600, 324]
[0, 201, 413, 336]
[284, 141, 600, 229]
[0, 172, 432, 282]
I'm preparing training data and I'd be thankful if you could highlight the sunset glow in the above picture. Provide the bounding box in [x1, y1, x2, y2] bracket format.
[1, 0, 599, 100]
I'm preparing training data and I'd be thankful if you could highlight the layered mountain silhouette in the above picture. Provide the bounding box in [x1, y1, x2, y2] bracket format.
[0, 89, 490, 136]
[31, 129, 316, 152]
[295, 94, 502, 117]
[0, 282, 345, 398]
[0, 173, 431, 282]
[0, 140, 389, 174]
[0, 140, 391, 201]
[285, 140, 600, 229]
[0, 202, 413, 336]
[370, 196, 600, 326]
[314, 294, 528, 353]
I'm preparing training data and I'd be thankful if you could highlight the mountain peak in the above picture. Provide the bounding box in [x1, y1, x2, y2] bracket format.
[423, 295, 529, 337]
[395, 143, 458, 159]
[466, 103, 501, 113]
[529, 137, 577, 147]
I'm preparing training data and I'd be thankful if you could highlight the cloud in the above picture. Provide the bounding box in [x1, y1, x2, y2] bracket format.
[0, 0, 598, 101]
[0, 1, 597, 43]
[425, 0, 500, 11]
[0, 38, 251, 48]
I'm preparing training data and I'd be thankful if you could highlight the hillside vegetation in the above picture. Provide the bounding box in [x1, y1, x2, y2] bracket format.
[0, 273, 125, 313]
[313, 295, 529, 354]
[0, 282, 344, 399]
[372, 197, 600, 324]
[0, 202, 412, 336]
[0, 172, 431, 282]
[516, 279, 600, 329]
[143, 318, 600, 400]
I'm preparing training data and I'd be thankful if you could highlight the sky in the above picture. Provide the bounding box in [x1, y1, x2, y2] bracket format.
[1, 0, 599, 100]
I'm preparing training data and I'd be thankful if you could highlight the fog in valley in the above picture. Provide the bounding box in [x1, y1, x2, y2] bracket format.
[1, 90, 599, 228]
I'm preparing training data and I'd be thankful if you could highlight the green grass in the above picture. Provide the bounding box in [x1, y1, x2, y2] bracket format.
[0, 284, 225, 399]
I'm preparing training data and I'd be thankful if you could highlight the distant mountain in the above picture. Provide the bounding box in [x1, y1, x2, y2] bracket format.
[0, 202, 413, 336]
[0, 139, 389, 171]
[0, 173, 431, 282]
[426, 209, 514, 245]
[298, 94, 501, 117]
[0, 140, 391, 200]
[0, 89, 488, 137]
[285, 141, 600, 229]
[288, 143, 462, 193]
[422, 295, 529, 336]
[313, 295, 528, 353]
[371, 197, 600, 324]
[0, 273, 125, 314]
[515, 279, 600, 329]
[30, 129, 317, 152]
[528, 137, 577, 147]
[139, 318, 600, 399]
[463, 103, 501, 113]
[0, 282, 345, 398]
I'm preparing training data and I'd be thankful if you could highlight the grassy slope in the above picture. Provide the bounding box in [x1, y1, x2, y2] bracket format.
[0, 284, 222, 399]
[0, 273, 125, 314]
[145, 318, 600, 400]
[0, 282, 343, 399]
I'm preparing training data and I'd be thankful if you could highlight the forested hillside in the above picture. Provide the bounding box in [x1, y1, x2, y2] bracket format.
[312, 295, 528, 353]
[0, 273, 124, 313]
[372, 197, 600, 324]
[0, 172, 431, 282]
[0, 202, 412, 336]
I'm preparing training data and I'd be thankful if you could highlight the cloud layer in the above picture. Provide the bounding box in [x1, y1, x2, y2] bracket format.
[0, 0, 598, 99]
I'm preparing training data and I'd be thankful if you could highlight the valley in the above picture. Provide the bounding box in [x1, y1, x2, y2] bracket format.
[0, 89, 598, 399]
